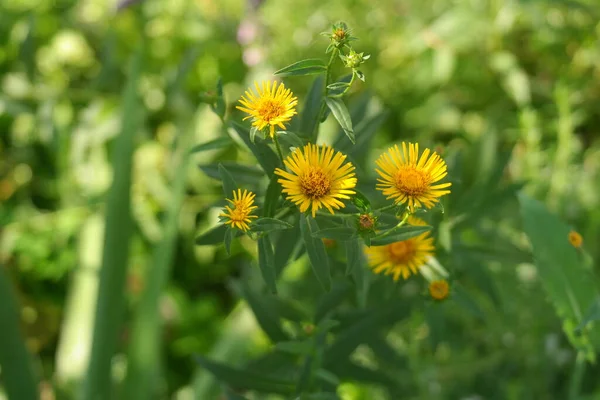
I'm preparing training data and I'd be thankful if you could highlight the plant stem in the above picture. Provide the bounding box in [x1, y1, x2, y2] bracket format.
[272, 134, 285, 165]
[313, 48, 338, 141]
[568, 352, 586, 400]
[374, 204, 397, 213]
[328, 72, 356, 98]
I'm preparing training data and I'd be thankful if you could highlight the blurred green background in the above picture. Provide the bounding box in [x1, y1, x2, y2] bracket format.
[1, 0, 600, 398]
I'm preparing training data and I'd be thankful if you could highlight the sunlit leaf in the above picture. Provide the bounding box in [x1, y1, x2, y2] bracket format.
[325, 97, 354, 144]
[274, 59, 327, 77]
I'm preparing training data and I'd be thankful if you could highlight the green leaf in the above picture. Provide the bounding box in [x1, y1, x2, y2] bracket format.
[212, 77, 226, 119]
[189, 136, 232, 154]
[277, 131, 305, 149]
[231, 121, 281, 176]
[312, 227, 357, 241]
[274, 59, 327, 77]
[519, 193, 600, 358]
[238, 280, 287, 342]
[325, 97, 354, 144]
[327, 74, 353, 97]
[196, 224, 231, 245]
[274, 216, 303, 275]
[0, 265, 39, 400]
[269, 296, 310, 323]
[196, 356, 294, 395]
[300, 77, 324, 139]
[576, 297, 600, 334]
[252, 217, 293, 232]
[351, 190, 371, 212]
[218, 163, 238, 199]
[345, 238, 363, 276]
[250, 126, 260, 143]
[315, 280, 352, 322]
[452, 285, 485, 321]
[424, 302, 446, 350]
[199, 162, 264, 186]
[258, 236, 278, 294]
[82, 50, 142, 399]
[274, 340, 312, 355]
[225, 389, 250, 400]
[300, 216, 332, 292]
[369, 225, 431, 246]
[263, 175, 282, 218]
[327, 82, 350, 91]
[223, 226, 233, 255]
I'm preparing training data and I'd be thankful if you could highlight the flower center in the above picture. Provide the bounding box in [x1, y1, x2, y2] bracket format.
[394, 167, 429, 197]
[229, 205, 248, 222]
[300, 168, 331, 199]
[388, 240, 416, 264]
[258, 99, 285, 123]
[431, 283, 446, 297]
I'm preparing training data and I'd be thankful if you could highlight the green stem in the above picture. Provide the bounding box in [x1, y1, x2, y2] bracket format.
[313, 49, 338, 141]
[374, 204, 397, 213]
[328, 72, 356, 99]
[568, 352, 586, 400]
[272, 134, 285, 165]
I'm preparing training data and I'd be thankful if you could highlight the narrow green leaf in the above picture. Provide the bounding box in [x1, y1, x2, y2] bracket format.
[263, 175, 282, 218]
[82, 49, 142, 399]
[576, 297, 600, 334]
[213, 77, 226, 119]
[278, 131, 305, 149]
[258, 236, 278, 294]
[218, 163, 238, 199]
[250, 126, 260, 143]
[196, 356, 294, 395]
[274, 59, 327, 77]
[300, 216, 332, 291]
[519, 193, 600, 356]
[269, 296, 310, 323]
[199, 162, 264, 186]
[370, 225, 431, 246]
[327, 82, 350, 91]
[300, 77, 324, 139]
[253, 217, 293, 232]
[190, 136, 232, 154]
[196, 224, 232, 245]
[345, 238, 363, 276]
[315, 280, 352, 322]
[231, 122, 281, 176]
[238, 281, 287, 342]
[274, 216, 302, 275]
[223, 227, 233, 255]
[324, 97, 354, 144]
[327, 74, 353, 97]
[275, 340, 312, 355]
[312, 227, 357, 241]
[351, 190, 371, 212]
[0, 266, 39, 400]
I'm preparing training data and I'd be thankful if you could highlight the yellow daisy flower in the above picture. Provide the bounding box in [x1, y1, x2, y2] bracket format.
[275, 143, 357, 218]
[568, 230, 583, 248]
[219, 189, 258, 232]
[375, 142, 451, 210]
[365, 216, 435, 280]
[429, 280, 450, 301]
[236, 80, 298, 138]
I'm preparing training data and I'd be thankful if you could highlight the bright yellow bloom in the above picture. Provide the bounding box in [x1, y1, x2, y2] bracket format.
[569, 230, 583, 248]
[375, 142, 451, 210]
[236, 81, 298, 137]
[219, 189, 258, 232]
[365, 216, 435, 280]
[275, 143, 357, 218]
[429, 280, 450, 301]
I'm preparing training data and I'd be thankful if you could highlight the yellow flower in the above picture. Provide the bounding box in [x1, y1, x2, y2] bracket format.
[365, 216, 435, 280]
[236, 80, 298, 137]
[275, 143, 357, 218]
[569, 230, 583, 248]
[375, 142, 451, 210]
[219, 189, 258, 232]
[429, 280, 450, 301]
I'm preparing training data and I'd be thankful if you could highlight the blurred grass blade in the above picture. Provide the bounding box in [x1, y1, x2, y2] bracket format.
[324, 97, 354, 144]
[0, 265, 40, 400]
[300, 215, 332, 291]
[274, 59, 327, 77]
[219, 163, 239, 198]
[196, 356, 295, 395]
[81, 49, 142, 399]
[519, 193, 600, 359]
[258, 236, 278, 294]
[121, 120, 195, 399]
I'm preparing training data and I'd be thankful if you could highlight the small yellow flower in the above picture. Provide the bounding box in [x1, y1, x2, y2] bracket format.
[275, 143, 357, 217]
[219, 189, 258, 232]
[323, 238, 336, 248]
[429, 280, 450, 301]
[365, 216, 435, 280]
[236, 81, 298, 138]
[569, 230, 583, 248]
[375, 142, 451, 210]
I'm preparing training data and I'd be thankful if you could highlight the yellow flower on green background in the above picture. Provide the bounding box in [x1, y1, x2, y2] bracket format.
[275, 143, 357, 218]
[365, 216, 435, 280]
[219, 189, 258, 232]
[237, 80, 298, 137]
[568, 230, 583, 248]
[375, 142, 451, 210]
